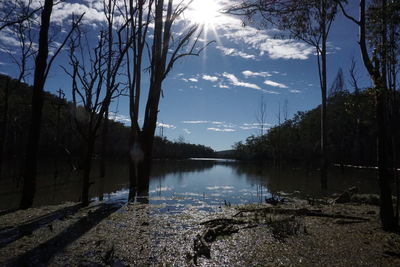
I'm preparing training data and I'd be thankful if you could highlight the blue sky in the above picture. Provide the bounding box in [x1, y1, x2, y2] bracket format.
[0, 0, 371, 151]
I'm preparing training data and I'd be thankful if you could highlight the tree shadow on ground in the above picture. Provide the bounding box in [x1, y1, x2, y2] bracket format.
[0, 203, 84, 249]
[5, 203, 120, 266]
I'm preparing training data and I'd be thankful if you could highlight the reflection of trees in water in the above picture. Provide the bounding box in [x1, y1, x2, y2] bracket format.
[0, 159, 216, 209]
[231, 163, 379, 198]
[0, 160, 380, 210]
[150, 160, 215, 181]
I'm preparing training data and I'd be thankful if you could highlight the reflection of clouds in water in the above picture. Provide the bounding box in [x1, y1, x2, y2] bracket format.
[175, 192, 203, 197]
[149, 187, 173, 193]
[206, 186, 234, 190]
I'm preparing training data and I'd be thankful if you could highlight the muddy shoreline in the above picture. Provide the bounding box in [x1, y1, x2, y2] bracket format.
[1, 196, 400, 266]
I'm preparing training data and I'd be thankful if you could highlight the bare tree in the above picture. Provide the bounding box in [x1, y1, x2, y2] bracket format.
[0, 13, 35, 177]
[283, 98, 289, 122]
[127, 0, 211, 202]
[20, 0, 84, 209]
[63, 4, 132, 206]
[348, 57, 360, 93]
[256, 95, 267, 136]
[328, 68, 346, 97]
[0, 0, 41, 32]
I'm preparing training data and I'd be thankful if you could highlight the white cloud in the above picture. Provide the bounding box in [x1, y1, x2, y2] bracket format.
[216, 45, 256, 60]
[240, 122, 271, 130]
[222, 72, 261, 90]
[110, 112, 130, 124]
[182, 120, 210, 124]
[211, 121, 225, 125]
[242, 70, 272, 78]
[218, 83, 230, 89]
[264, 80, 288, 88]
[290, 89, 302, 94]
[52, 2, 107, 25]
[157, 122, 176, 129]
[207, 127, 236, 132]
[183, 128, 191, 134]
[202, 75, 218, 82]
[188, 78, 198, 82]
[217, 15, 314, 60]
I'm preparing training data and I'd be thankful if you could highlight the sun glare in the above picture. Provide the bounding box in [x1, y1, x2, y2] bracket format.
[187, 0, 223, 26]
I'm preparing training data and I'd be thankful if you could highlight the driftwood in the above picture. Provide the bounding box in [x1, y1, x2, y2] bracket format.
[234, 207, 369, 222]
[191, 205, 369, 264]
[192, 218, 255, 264]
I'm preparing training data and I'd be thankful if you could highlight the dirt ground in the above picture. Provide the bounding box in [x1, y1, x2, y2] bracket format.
[1, 197, 400, 266]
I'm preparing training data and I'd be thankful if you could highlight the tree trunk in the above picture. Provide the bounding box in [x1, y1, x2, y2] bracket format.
[98, 110, 109, 202]
[82, 134, 95, 206]
[20, 0, 53, 209]
[320, 5, 328, 190]
[376, 89, 396, 231]
[100, 109, 109, 178]
[0, 77, 9, 178]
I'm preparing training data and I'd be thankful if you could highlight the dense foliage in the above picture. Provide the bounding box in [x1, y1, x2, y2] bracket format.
[0, 74, 214, 165]
[234, 88, 399, 168]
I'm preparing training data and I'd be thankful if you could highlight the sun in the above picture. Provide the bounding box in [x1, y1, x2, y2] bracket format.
[186, 0, 223, 26]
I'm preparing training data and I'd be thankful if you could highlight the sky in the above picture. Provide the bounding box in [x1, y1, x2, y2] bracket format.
[0, 0, 372, 151]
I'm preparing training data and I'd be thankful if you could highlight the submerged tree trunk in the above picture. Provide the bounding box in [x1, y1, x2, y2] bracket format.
[99, 110, 109, 202]
[20, 0, 53, 209]
[82, 134, 95, 206]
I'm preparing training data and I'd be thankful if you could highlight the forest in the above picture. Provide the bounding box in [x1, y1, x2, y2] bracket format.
[234, 77, 400, 170]
[0, 74, 215, 163]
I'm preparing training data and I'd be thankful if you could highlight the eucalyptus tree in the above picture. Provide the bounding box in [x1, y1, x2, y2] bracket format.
[228, 0, 343, 189]
[126, 0, 210, 202]
[20, 0, 84, 209]
[339, 0, 400, 231]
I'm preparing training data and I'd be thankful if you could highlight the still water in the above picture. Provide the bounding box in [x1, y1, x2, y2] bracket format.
[0, 158, 379, 211]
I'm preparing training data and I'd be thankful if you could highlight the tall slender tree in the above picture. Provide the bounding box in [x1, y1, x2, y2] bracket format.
[228, 0, 342, 189]
[339, 0, 400, 230]
[20, 1, 84, 209]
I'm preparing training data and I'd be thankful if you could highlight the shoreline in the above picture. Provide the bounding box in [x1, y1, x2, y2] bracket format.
[1, 196, 400, 266]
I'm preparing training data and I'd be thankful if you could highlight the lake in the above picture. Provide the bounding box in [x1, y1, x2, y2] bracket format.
[0, 158, 380, 211]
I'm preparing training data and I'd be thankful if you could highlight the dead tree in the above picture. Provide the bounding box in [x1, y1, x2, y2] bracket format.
[0, 0, 36, 177]
[20, 0, 84, 209]
[63, 10, 132, 206]
[127, 0, 211, 202]
[0, 0, 41, 32]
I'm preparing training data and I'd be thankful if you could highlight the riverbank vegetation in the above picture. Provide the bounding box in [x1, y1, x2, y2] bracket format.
[234, 87, 399, 169]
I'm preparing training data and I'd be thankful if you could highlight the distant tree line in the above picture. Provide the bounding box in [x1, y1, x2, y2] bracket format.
[0, 74, 214, 168]
[234, 86, 399, 169]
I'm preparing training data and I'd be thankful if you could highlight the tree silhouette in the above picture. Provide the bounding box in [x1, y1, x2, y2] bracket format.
[20, 0, 84, 209]
[126, 0, 212, 202]
[339, 0, 399, 230]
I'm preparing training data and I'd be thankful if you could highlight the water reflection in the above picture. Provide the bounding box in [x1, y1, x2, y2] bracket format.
[0, 159, 379, 210]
